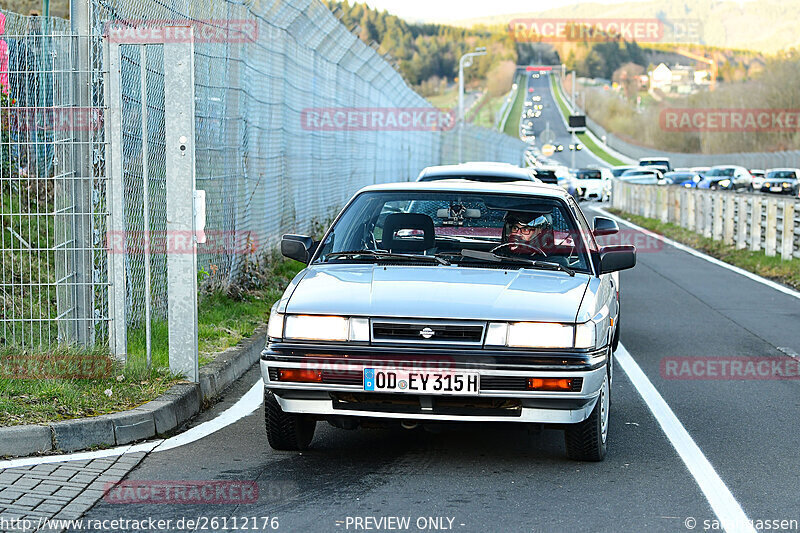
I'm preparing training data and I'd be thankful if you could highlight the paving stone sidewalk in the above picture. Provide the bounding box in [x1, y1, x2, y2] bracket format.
[0, 453, 145, 532]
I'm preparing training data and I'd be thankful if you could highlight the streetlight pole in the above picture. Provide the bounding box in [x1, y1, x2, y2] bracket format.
[458, 47, 487, 163]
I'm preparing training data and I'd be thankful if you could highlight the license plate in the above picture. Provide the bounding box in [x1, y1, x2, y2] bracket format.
[363, 368, 480, 396]
[771, 186, 782, 192]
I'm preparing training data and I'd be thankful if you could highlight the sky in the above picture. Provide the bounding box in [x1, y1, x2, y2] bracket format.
[362, 0, 636, 23]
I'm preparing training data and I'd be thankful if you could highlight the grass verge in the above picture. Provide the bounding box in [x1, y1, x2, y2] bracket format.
[607, 208, 800, 291]
[549, 75, 625, 166]
[0, 254, 305, 427]
[503, 75, 525, 138]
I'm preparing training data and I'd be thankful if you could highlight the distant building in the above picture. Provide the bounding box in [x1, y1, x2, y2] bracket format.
[648, 63, 708, 95]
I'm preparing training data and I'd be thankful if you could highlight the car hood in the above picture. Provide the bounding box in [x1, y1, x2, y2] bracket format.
[284, 264, 590, 322]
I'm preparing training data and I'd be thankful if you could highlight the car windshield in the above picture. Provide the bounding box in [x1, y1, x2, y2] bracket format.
[766, 170, 796, 180]
[640, 159, 667, 167]
[611, 167, 632, 177]
[706, 167, 736, 177]
[576, 170, 602, 179]
[315, 190, 592, 273]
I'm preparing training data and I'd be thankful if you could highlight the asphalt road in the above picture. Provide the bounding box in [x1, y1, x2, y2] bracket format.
[520, 71, 601, 169]
[67, 199, 800, 533]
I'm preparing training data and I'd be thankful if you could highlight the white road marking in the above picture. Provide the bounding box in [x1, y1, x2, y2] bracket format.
[615, 344, 755, 533]
[152, 379, 262, 453]
[595, 206, 800, 301]
[0, 380, 263, 469]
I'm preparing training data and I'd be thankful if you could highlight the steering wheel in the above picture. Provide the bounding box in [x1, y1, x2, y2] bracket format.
[490, 242, 547, 257]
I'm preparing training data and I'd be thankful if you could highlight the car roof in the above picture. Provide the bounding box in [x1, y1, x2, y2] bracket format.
[358, 179, 571, 199]
[766, 168, 799, 172]
[639, 156, 670, 160]
[417, 163, 534, 180]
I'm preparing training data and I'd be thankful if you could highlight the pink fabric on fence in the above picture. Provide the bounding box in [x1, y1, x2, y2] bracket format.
[0, 13, 9, 94]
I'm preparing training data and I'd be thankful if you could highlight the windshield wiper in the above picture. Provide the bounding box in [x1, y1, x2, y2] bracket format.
[457, 249, 575, 276]
[325, 250, 449, 265]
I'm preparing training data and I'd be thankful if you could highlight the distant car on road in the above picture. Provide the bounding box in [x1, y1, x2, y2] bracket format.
[610, 166, 636, 178]
[416, 163, 538, 184]
[761, 168, 799, 195]
[555, 144, 564, 152]
[573, 168, 611, 201]
[749, 169, 766, 191]
[638, 157, 672, 172]
[663, 171, 702, 188]
[697, 165, 752, 191]
[620, 168, 665, 182]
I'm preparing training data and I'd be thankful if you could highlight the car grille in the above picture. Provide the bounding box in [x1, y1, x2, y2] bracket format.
[371, 320, 485, 345]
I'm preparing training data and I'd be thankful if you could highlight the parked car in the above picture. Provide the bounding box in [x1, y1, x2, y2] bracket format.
[265, 180, 635, 461]
[689, 166, 710, 177]
[417, 163, 538, 184]
[663, 171, 702, 188]
[697, 165, 752, 191]
[638, 157, 671, 172]
[761, 168, 800, 195]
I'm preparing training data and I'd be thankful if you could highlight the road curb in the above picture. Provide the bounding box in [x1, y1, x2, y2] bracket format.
[0, 325, 267, 458]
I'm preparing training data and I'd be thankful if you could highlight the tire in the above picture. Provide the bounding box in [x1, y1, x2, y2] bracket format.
[264, 388, 316, 451]
[565, 374, 609, 461]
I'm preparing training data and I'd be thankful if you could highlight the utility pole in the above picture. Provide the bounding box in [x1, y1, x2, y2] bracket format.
[458, 47, 487, 163]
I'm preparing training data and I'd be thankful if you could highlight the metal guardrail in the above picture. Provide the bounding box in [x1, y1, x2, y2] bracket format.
[612, 182, 800, 260]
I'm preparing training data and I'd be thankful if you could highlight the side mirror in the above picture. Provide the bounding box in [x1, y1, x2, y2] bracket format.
[593, 216, 619, 236]
[281, 234, 314, 264]
[599, 245, 636, 274]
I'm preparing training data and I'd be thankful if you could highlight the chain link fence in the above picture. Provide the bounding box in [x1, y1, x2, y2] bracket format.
[1, 1, 525, 349]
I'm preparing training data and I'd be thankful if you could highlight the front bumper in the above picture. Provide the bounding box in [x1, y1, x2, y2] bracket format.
[261, 344, 608, 424]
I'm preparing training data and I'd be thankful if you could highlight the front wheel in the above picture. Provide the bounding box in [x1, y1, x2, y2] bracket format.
[264, 389, 316, 450]
[564, 374, 609, 461]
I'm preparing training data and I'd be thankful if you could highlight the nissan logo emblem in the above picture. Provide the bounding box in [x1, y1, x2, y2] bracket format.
[419, 327, 435, 339]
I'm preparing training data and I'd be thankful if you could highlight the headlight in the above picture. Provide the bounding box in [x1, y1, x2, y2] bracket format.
[718, 179, 731, 187]
[574, 322, 596, 349]
[282, 315, 369, 342]
[267, 303, 284, 339]
[487, 321, 597, 349]
[507, 322, 575, 349]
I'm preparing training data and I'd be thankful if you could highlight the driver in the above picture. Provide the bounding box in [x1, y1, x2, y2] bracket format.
[501, 211, 553, 255]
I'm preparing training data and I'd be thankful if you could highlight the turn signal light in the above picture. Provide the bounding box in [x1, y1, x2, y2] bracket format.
[527, 378, 572, 391]
[278, 369, 323, 383]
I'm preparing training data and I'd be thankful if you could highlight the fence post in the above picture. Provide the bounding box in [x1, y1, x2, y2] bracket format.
[723, 195, 735, 245]
[659, 188, 668, 223]
[687, 191, 695, 231]
[164, 31, 199, 382]
[765, 199, 777, 257]
[104, 38, 127, 360]
[781, 201, 794, 261]
[69, 0, 95, 345]
[703, 193, 712, 238]
[750, 197, 762, 252]
[712, 194, 723, 241]
[736, 197, 748, 249]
